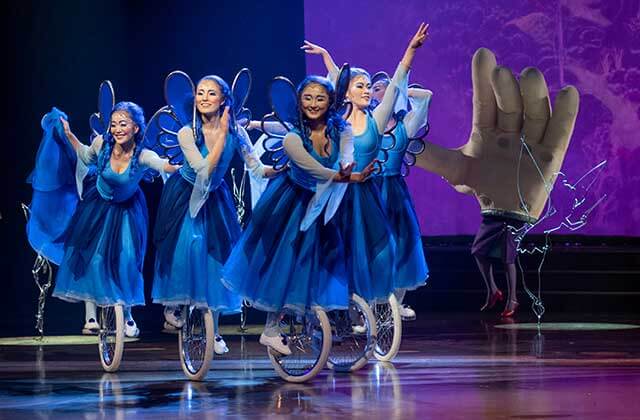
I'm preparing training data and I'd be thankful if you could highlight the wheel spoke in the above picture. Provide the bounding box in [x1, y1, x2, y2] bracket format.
[328, 296, 374, 370]
[99, 307, 115, 365]
[272, 310, 324, 377]
[181, 307, 208, 374]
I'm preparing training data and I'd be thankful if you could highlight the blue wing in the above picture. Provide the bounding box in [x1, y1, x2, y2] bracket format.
[400, 122, 428, 177]
[375, 118, 401, 176]
[142, 106, 186, 182]
[89, 80, 115, 140]
[400, 85, 430, 177]
[164, 71, 195, 128]
[144, 105, 184, 166]
[261, 77, 301, 170]
[334, 63, 353, 118]
[144, 71, 196, 169]
[89, 113, 102, 140]
[232, 68, 252, 127]
[269, 77, 299, 126]
[260, 113, 289, 171]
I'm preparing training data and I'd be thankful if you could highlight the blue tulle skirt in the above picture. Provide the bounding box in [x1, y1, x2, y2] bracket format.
[27, 187, 78, 265]
[222, 175, 350, 314]
[152, 174, 242, 313]
[53, 176, 148, 307]
[374, 175, 428, 290]
[26, 108, 78, 265]
[336, 179, 397, 302]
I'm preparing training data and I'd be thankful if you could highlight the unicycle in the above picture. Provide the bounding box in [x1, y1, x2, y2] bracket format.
[372, 293, 402, 361]
[327, 294, 377, 372]
[268, 307, 332, 383]
[178, 305, 215, 381]
[98, 304, 124, 372]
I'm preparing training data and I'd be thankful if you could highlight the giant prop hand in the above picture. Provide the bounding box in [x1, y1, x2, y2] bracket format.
[416, 48, 579, 221]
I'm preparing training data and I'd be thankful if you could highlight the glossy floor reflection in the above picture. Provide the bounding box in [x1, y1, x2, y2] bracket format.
[1, 313, 640, 419]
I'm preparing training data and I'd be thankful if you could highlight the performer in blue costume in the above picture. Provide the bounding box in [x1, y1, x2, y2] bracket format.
[27, 82, 176, 337]
[150, 71, 279, 354]
[369, 72, 432, 320]
[223, 71, 376, 355]
[302, 23, 429, 306]
[27, 107, 97, 334]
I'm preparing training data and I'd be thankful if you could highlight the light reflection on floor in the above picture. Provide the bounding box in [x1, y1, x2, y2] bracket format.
[1, 314, 640, 419]
[494, 322, 640, 331]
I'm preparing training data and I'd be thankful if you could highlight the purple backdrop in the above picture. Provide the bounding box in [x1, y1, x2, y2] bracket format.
[304, 0, 640, 236]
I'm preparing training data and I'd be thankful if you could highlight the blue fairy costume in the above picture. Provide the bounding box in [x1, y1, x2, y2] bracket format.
[27, 81, 169, 307]
[150, 70, 265, 313]
[322, 63, 416, 303]
[371, 72, 432, 291]
[222, 70, 355, 314]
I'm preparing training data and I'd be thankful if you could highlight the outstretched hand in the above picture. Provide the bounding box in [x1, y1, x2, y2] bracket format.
[300, 40, 328, 56]
[59, 116, 71, 136]
[409, 22, 429, 50]
[400, 23, 430, 71]
[415, 48, 579, 220]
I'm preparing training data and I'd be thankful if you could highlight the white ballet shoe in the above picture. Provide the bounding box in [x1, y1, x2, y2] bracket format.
[214, 335, 229, 355]
[399, 304, 416, 321]
[352, 325, 367, 334]
[82, 318, 99, 335]
[124, 320, 140, 338]
[259, 332, 291, 356]
[164, 307, 185, 328]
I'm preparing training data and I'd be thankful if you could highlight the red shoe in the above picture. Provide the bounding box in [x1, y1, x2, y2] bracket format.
[480, 289, 504, 311]
[500, 301, 519, 318]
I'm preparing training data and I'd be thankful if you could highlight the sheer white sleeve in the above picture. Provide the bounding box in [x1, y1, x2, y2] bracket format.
[338, 124, 354, 165]
[404, 89, 432, 138]
[257, 121, 292, 136]
[237, 126, 266, 179]
[76, 134, 103, 165]
[248, 132, 269, 208]
[178, 127, 213, 218]
[283, 132, 337, 180]
[326, 68, 339, 86]
[372, 63, 409, 134]
[237, 126, 270, 208]
[300, 125, 354, 231]
[178, 126, 211, 176]
[394, 71, 410, 115]
[139, 149, 171, 183]
[75, 135, 104, 198]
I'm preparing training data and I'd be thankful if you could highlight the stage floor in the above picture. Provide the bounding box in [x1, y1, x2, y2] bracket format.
[1, 312, 639, 419]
